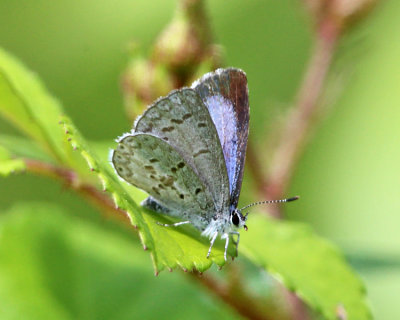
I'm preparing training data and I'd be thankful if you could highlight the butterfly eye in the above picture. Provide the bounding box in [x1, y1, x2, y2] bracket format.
[231, 213, 240, 226]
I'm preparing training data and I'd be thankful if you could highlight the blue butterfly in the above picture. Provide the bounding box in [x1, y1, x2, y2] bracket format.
[112, 68, 297, 261]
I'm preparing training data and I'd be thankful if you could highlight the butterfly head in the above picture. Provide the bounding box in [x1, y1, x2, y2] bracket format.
[230, 208, 248, 231]
[230, 196, 300, 232]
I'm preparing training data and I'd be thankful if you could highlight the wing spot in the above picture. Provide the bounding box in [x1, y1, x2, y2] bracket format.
[152, 187, 161, 196]
[158, 184, 165, 190]
[171, 119, 183, 124]
[149, 158, 159, 163]
[177, 162, 185, 168]
[195, 188, 202, 195]
[193, 149, 210, 157]
[150, 112, 162, 121]
[150, 175, 156, 180]
[171, 167, 177, 173]
[161, 126, 175, 132]
[163, 137, 169, 141]
[163, 176, 174, 186]
[197, 122, 207, 128]
[142, 126, 153, 133]
[182, 113, 192, 120]
[179, 194, 185, 199]
[157, 101, 171, 112]
[144, 165, 154, 171]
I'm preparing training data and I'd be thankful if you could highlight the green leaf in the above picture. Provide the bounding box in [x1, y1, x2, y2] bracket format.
[0, 48, 97, 179]
[59, 115, 230, 274]
[0, 48, 65, 162]
[0, 203, 240, 320]
[58, 114, 370, 319]
[59, 116, 371, 319]
[241, 214, 372, 320]
[0, 145, 25, 176]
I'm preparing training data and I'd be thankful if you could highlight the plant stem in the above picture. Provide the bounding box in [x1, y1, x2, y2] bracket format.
[24, 159, 132, 225]
[191, 271, 274, 320]
[249, 18, 341, 218]
[245, 16, 342, 320]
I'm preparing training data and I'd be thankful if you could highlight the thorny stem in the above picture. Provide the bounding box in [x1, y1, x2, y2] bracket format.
[249, 18, 341, 218]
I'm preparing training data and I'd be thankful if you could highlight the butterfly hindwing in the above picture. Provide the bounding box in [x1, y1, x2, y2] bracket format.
[111, 133, 214, 230]
[192, 68, 249, 208]
[134, 88, 230, 212]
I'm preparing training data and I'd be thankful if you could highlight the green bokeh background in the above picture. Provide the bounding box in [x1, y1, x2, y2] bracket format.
[0, 0, 399, 319]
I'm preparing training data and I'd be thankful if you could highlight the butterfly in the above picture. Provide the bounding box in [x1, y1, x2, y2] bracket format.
[111, 68, 298, 261]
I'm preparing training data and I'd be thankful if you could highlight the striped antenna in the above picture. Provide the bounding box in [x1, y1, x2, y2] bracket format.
[239, 196, 299, 212]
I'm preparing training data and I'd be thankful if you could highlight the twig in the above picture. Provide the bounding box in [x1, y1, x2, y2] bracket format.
[24, 159, 132, 225]
[190, 271, 274, 320]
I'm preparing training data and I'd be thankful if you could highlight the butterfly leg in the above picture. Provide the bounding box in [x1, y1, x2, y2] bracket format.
[230, 231, 240, 257]
[224, 234, 230, 261]
[156, 221, 191, 227]
[207, 232, 219, 259]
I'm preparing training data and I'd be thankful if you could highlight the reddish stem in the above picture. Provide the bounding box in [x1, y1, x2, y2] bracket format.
[245, 17, 342, 320]
[249, 18, 341, 218]
[24, 159, 132, 225]
[191, 271, 274, 320]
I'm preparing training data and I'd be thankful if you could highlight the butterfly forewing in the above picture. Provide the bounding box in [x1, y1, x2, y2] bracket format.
[192, 68, 249, 208]
[112, 133, 214, 229]
[134, 88, 230, 212]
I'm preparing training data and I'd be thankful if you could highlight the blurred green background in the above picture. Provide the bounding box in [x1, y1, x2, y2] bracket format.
[0, 0, 399, 319]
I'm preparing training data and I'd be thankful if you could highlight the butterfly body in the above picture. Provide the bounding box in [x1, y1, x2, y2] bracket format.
[112, 68, 249, 260]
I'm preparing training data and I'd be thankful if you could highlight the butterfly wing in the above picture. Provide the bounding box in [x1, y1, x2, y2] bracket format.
[134, 88, 230, 213]
[111, 133, 214, 230]
[192, 68, 249, 208]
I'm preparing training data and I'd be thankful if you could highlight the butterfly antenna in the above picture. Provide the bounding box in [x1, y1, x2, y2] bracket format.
[239, 196, 299, 212]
